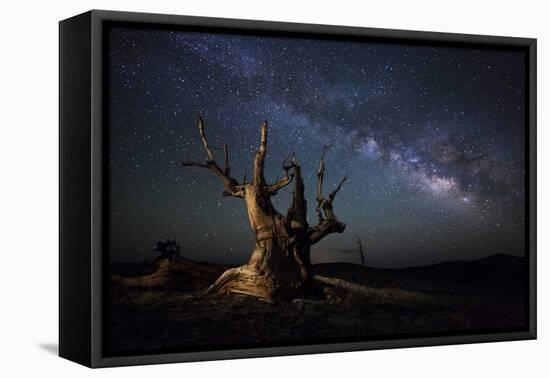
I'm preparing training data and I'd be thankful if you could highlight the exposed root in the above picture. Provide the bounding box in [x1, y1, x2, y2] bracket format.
[204, 265, 297, 303]
[110, 258, 227, 290]
[314, 274, 461, 305]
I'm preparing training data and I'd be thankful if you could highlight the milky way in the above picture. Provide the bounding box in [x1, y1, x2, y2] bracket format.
[107, 25, 526, 267]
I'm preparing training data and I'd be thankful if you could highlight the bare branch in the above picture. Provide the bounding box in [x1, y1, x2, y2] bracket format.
[282, 151, 293, 168]
[285, 158, 308, 233]
[315, 145, 330, 221]
[253, 121, 268, 186]
[267, 152, 296, 194]
[307, 218, 346, 245]
[328, 175, 347, 204]
[221, 144, 230, 175]
[182, 160, 210, 169]
[213, 144, 231, 175]
[197, 116, 215, 161]
[308, 145, 346, 244]
[222, 185, 246, 197]
[182, 117, 244, 198]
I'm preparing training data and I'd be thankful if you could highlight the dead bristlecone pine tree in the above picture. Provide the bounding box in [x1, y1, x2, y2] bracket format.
[355, 235, 366, 267]
[183, 117, 347, 301]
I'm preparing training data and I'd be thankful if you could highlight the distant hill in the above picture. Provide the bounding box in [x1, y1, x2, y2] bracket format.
[314, 253, 526, 291]
[400, 253, 525, 288]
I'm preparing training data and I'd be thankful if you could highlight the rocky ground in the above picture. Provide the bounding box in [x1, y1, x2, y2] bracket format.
[106, 254, 527, 355]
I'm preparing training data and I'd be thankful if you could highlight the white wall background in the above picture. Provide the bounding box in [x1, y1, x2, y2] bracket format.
[0, 0, 546, 376]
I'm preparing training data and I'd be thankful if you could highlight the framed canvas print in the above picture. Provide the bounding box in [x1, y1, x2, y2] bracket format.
[59, 10, 536, 368]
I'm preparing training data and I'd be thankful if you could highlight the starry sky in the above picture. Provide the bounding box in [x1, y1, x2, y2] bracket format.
[107, 25, 526, 268]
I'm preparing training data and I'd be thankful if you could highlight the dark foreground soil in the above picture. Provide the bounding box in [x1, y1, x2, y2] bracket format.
[107, 254, 527, 354]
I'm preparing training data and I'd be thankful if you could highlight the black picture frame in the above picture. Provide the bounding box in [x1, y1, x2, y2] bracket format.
[59, 9, 537, 368]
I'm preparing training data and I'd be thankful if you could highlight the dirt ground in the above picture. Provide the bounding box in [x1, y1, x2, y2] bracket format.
[107, 254, 527, 354]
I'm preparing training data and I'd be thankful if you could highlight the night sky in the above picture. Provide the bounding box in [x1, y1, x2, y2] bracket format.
[108, 25, 526, 268]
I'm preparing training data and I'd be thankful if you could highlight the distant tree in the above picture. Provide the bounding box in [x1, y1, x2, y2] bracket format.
[355, 235, 366, 267]
[154, 239, 181, 261]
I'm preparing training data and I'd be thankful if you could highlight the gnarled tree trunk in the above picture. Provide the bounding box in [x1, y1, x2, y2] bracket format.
[183, 117, 347, 301]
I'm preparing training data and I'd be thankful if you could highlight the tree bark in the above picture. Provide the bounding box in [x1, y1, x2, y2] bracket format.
[183, 118, 347, 301]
